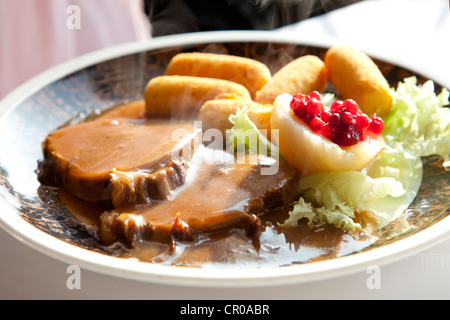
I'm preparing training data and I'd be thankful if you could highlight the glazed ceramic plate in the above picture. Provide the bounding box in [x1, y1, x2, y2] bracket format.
[0, 31, 449, 287]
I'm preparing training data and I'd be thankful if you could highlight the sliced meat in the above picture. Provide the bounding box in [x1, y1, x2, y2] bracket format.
[38, 118, 201, 203]
[99, 146, 298, 248]
[108, 159, 190, 208]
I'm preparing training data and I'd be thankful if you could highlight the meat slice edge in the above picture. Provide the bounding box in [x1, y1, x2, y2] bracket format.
[38, 118, 201, 204]
[99, 147, 298, 248]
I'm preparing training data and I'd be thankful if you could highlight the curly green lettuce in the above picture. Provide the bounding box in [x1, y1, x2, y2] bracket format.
[226, 106, 279, 158]
[280, 147, 422, 236]
[383, 76, 450, 168]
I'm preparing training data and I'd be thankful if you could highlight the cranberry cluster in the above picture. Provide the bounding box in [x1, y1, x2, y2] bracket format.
[290, 92, 384, 147]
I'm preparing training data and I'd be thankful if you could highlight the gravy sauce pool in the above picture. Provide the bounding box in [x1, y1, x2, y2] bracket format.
[38, 100, 375, 268]
[55, 188, 374, 267]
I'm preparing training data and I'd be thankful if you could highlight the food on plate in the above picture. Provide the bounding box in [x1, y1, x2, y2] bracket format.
[279, 165, 416, 236]
[198, 98, 272, 137]
[37, 118, 201, 206]
[383, 76, 450, 168]
[277, 76, 449, 236]
[99, 146, 297, 247]
[324, 45, 392, 116]
[144, 75, 251, 118]
[254, 55, 327, 104]
[165, 52, 271, 98]
[271, 92, 385, 175]
[96, 99, 146, 120]
[36, 45, 450, 267]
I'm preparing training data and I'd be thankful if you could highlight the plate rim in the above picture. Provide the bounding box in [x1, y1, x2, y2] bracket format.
[0, 30, 449, 287]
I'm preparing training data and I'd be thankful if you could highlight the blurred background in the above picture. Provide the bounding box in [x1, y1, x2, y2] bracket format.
[0, 0, 361, 99]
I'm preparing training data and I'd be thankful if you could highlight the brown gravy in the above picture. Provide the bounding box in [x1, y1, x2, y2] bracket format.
[38, 100, 375, 268]
[56, 186, 373, 267]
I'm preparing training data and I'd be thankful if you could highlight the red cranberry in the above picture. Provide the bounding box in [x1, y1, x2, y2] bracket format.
[341, 111, 354, 125]
[328, 113, 340, 127]
[290, 96, 306, 118]
[306, 99, 323, 116]
[368, 115, 385, 134]
[355, 114, 370, 130]
[310, 117, 326, 133]
[321, 124, 336, 141]
[330, 100, 344, 112]
[337, 125, 364, 146]
[321, 110, 331, 122]
[308, 91, 321, 100]
[342, 99, 358, 114]
[289, 93, 384, 147]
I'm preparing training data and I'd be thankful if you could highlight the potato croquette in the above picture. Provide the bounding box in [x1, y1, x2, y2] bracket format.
[254, 55, 327, 105]
[324, 45, 392, 116]
[198, 99, 273, 137]
[165, 52, 271, 98]
[145, 75, 251, 118]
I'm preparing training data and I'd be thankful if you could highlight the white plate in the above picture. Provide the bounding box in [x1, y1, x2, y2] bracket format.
[0, 31, 449, 287]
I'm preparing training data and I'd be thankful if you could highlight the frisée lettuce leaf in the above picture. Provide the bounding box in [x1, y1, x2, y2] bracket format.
[383, 77, 450, 168]
[279, 148, 420, 236]
[226, 106, 280, 158]
[281, 196, 363, 233]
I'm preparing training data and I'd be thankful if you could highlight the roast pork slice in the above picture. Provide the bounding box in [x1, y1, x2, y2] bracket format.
[38, 118, 201, 204]
[99, 146, 298, 248]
